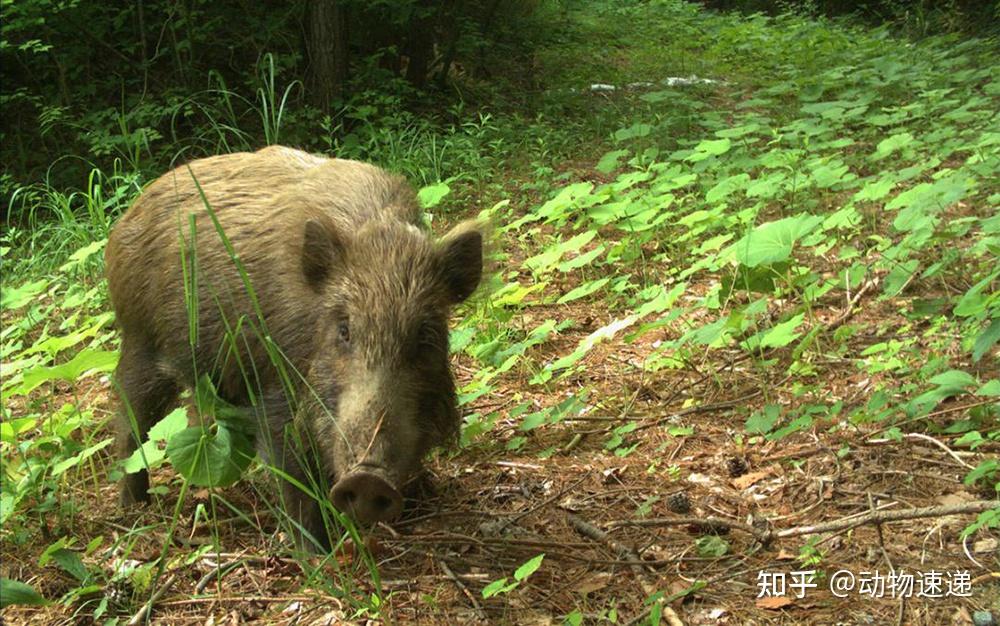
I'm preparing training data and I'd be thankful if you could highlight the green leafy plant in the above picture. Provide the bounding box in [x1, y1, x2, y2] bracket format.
[482, 553, 545, 599]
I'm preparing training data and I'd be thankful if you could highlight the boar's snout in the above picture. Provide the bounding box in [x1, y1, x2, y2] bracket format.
[331, 469, 403, 524]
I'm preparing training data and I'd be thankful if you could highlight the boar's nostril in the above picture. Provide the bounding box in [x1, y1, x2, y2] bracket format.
[331, 471, 403, 524]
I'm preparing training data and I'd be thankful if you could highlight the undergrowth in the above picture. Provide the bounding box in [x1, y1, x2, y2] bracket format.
[1, 1, 997, 624]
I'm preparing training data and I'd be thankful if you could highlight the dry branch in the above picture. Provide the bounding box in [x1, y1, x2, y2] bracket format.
[828, 279, 876, 331]
[567, 513, 685, 626]
[773, 500, 997, 539]
[127, 573, 177, 626]
[609, 515, 770, 544]
[439, 558, 487, 621]
[608, 500, 997, 545]
[634, 390, 764, 434]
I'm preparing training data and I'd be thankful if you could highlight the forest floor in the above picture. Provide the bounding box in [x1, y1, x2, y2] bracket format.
[2, 1, 998, 625]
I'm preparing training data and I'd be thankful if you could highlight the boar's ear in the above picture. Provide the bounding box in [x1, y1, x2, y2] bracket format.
[439, 221, 484, 303]
[301, 217, 344, 290]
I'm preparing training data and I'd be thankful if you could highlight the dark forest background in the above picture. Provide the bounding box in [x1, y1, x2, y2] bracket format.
[2, 0, 997, 199]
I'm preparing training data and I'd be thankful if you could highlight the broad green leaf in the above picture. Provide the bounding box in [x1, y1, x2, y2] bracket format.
[696, 535, 729, 557]
[58, 239, 107, 272]
[634, 283, 686, 319]
[729, 214, 823, 267]
[875, 132, 914, 157]
[514, 554, 545, 581]
[853, 177, 895, 202]
[908, 378, 971, 415]
[722, 264, 780, 296]
[520, 409, 548, 431]
[705, 173, 750, 204]
[811, 162, 853, 188]
[123, 407, 190, 474]
[973, 319, 1000, 362]
[557, 278, 610, 304]
[491, 282, 547, 307]
[742, 313, 805, 351]
[954, 271, 999, 317]
[52, 438, 113, 477]
[482, 577, 514, 598]
[417, 182, 450, 209]
[746, 405, 780, 435]
[882, 260, 919, 297]
[976, 379, 1000, 397]
[39, 542, 88, 583]
[685, 138, 731, 162]
[686, 317, 730, 347]
[823, 205, 861, 230]
[928, 370, 977, 389]
[545, 315, 639, 374]
[595, 149, 629, 174]
[715, 123, 760, 138]
[888, 175, 969, 231]
[23, 312, 114, 357]
[0, 417, 36, 445]
[746, 172, 787, 199]
[166, 425, 254, 488]
[18, 349, 119, 394]
[0, 579, 47, 608]
[962, 460, 998, 488]
[523, 231, 597, 274]
[558, 245, 605, 272]
[614, 123, 653, 142]
[0, 493, 16, 526]
[801, 100, 848, 115]
[1, 279, 49, 310]
[518, 182, 596, 227]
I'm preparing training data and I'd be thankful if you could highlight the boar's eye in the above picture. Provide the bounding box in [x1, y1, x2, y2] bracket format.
[337, 320, 350, 344]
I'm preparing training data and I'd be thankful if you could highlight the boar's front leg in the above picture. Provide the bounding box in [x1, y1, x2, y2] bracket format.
[256, 403, 333, 553]
[114, 337, 180, 507]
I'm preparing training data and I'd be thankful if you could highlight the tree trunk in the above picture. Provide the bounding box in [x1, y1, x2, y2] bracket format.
[306, 0, 349, 112]
[404, 2, 435, 89]
[434, 1, 461, 88]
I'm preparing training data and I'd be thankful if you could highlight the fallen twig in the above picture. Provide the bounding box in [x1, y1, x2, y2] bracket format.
[609, 500, 998, 546]
[867, 432, 975, 469]
[774, 500, 997, 539]
[439, 559, 488, 621]
[829, 279, 876, 331]
[567, 513, 685, 626]
[633, 390, 763, 434]
[608, 515, 770, 544]
[127, 573, 177, 626]
[195, 558, 246, 594]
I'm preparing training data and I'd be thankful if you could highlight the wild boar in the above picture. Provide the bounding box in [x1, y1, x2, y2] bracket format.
[106, 146, 482, 551]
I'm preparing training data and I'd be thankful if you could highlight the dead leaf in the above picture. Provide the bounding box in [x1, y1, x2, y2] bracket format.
[602, 466, 627, 484]
[574, 573, 611, 595]
[973, 537, 998, 554]
[732, 469, 772, 490]
[667, 578, 694, 604]
[756, 596, 794, 609]
[686, 472, 714, 487]
[936, 492, 976, 506]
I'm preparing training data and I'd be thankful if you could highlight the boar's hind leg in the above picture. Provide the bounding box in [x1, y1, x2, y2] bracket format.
[114, 337, 179, 507]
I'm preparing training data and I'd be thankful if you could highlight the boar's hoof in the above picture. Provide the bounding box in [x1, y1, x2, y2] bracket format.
[331, 471, 403, 524]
